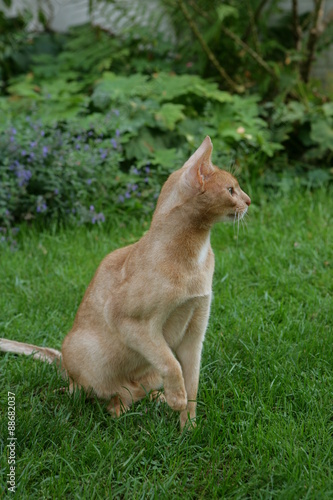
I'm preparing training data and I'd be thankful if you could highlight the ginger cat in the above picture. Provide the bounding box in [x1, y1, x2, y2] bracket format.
[0, 136, 250, 430]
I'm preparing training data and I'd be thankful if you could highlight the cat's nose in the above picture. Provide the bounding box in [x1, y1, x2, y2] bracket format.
[246, 196, 251, 206]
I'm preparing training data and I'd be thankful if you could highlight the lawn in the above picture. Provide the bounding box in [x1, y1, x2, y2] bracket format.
[0, 185, 332, 498]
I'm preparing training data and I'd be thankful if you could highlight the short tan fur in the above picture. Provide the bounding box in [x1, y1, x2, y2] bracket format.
[0, 137, 250, 430]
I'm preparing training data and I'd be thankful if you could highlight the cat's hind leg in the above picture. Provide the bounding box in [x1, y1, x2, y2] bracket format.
[106, 369, 163, 416]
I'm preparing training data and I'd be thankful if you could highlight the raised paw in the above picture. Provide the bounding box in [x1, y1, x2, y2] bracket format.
[164, 387, 187, 412]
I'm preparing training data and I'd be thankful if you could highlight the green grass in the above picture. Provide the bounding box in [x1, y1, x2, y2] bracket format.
[1, 186, 333, 498]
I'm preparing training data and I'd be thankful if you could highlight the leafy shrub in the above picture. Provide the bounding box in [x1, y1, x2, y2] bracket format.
[0, 114, 159, 232]
[0, 19, 332, 239]
[1, 68, 287, 233]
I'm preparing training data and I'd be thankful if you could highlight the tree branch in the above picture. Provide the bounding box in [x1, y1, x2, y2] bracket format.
[176, 0, 244, 93]
[292, 0, 303, 52]
[188, 0, 276, 79]
[222, 25, 276, 79]
[243, 0, 270, 43]
[300, 0, 326, 82]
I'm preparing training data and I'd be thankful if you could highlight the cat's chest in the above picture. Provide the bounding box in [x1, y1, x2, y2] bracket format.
[163, 294, 211, 349]
[171, 249, 214, 299]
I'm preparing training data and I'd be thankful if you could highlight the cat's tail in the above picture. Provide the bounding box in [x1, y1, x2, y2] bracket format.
[0, 338, 61, 365]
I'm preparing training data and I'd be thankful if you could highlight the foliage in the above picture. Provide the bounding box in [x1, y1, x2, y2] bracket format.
[1, 59, 287, 231]
[0, 14, 332, 232]
[125, 0, 333, 95]
[0, 114, 164, 234]
[0, 11, 32, 92]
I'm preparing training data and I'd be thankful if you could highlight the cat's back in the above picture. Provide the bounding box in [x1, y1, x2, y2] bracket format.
[70, 242, 137, 327]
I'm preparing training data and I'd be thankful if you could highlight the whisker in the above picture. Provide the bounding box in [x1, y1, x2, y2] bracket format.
[237, 212, 240, 240]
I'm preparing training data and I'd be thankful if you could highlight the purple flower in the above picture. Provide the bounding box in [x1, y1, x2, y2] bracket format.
[10, 136, 15, 142]
[41, 131, 45, 136]
[111, 138, 117, 149]
[113, 109, 120, 116]
[144, 177, 149, 183]
[131, 184, 138, 191]
[87, 179, 92, 185]
[11, 128, 17, 135]
[90, 205, 94, 211]
[92, 212, 105, 224]
[17, 169, 32, 187]
[54, 188, 59, 195]
[116, 129, 120, 137]
[21, 150, 27, 156]
[125, 192, 131, 199]
[43, 146, 48, 157]
[145, 166, 150, 173]
[133, 167, 139, 175]
[118, 195, 124, 203]
[37, 202, 47, 213]
[84, 145, 90, 151]
[30, 141, 37, 148]
[75, 144, 81, 150]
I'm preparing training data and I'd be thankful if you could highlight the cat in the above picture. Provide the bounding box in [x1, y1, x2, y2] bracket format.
[0, 136, 251, 430]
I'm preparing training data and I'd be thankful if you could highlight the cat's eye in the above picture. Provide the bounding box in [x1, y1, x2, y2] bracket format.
[228, 187, 233, 195]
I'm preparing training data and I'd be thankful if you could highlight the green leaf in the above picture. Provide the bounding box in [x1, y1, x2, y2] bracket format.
[307, 169, 331, 187]
[322, 103, 333, 118]
[154, 103, 185, 131]
[216, 5, 238, 22]
[7, 80, 40, 99]
[150, 73, 232, 103]
[124, 128, 157, 160]
[93, 72, 150, 102]
[279, 102, 308, 123]
[150, 148, 179, 169]
[311, 118, 333, 152]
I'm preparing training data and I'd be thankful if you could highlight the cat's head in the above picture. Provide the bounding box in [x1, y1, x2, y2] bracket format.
[156, 136, 251, 227]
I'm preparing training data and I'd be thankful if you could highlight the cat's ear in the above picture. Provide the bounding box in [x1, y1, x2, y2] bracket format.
[183, 136, 214, 190]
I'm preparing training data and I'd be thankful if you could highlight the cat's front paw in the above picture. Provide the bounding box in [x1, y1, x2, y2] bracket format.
[164, 387, 187, 411]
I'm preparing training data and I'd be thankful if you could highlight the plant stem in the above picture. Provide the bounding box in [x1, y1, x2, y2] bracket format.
[177, 0, 244, 93]
[188, 0, 276, 79]
[243, 0, 270, 42]
[292, 0, 303, 52]
[222, 25, 276, 79]
[300, 0, 325, 82]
